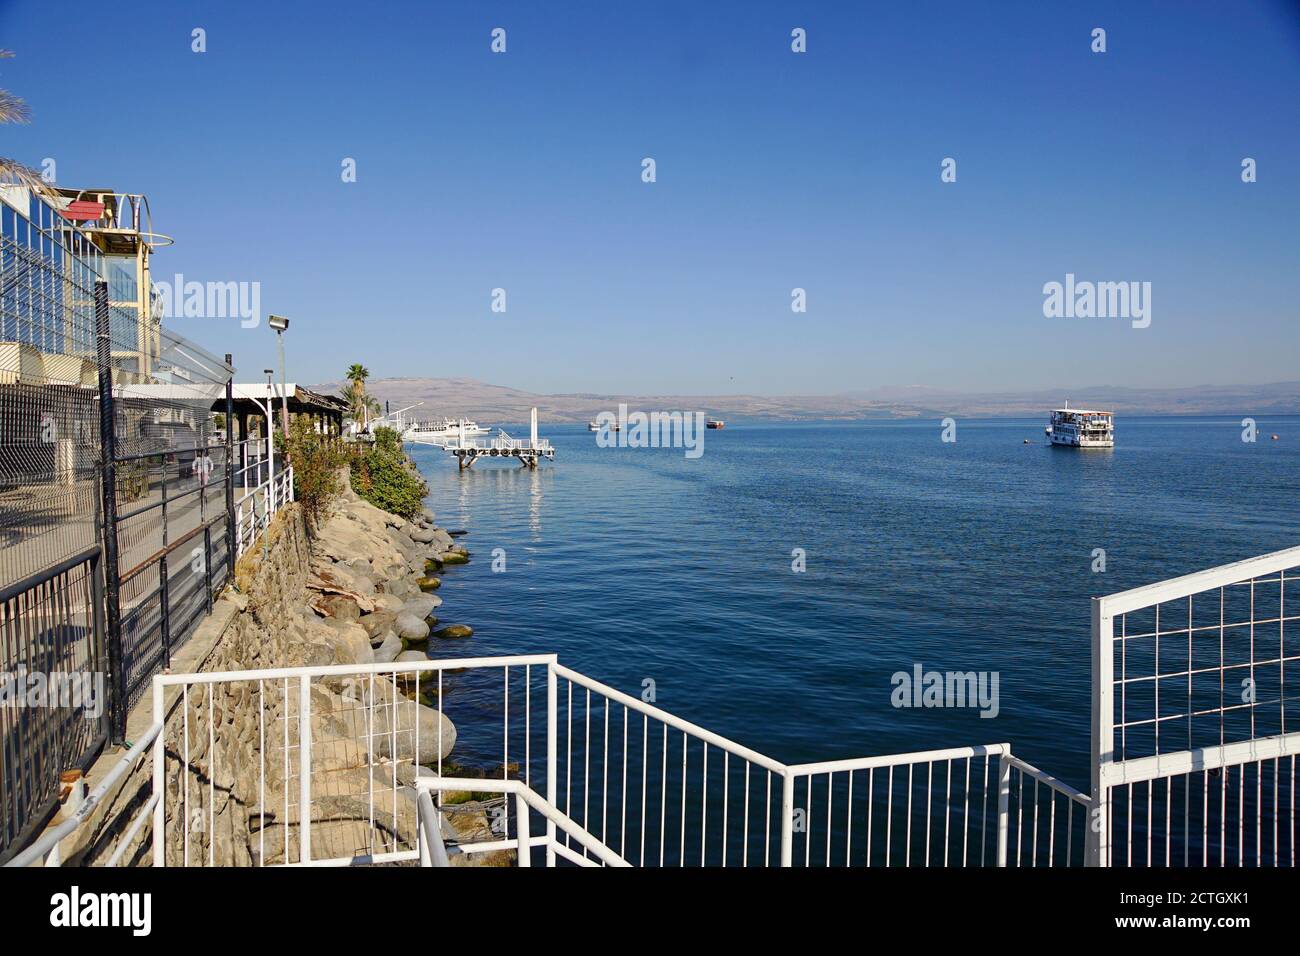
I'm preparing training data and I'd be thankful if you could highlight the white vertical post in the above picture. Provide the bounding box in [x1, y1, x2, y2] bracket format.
[995, 751, 1011, 866]
[151, 680, 166, 866]
[1089, 597, 1114, 867]
[515, 792, 531, 867]
[299, 675, 312, 864]
[779, 772, 795, 866]
[546, 662, 557, 867]
[530, 406, 538, 447]
[265, 398, 276, 518]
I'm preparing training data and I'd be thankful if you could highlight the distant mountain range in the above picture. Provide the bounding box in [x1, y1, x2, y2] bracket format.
[309, 377, 1300, 424]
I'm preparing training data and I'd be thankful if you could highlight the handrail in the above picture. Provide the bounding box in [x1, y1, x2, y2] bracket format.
[415, 777, 630, 867]
[553, 663, 787, 774]
[786, 742, 1009, 777]
[153, 653, 558, 687]
[4, 721, 163, 868]
[416, 790, 452, 867]
[1097, 544, 1300, 616]
[1003, 754, 1091, 807]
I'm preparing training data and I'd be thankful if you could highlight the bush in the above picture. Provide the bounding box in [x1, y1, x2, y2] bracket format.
[350, 427, 426, 519]
[286, 416, 346, 525]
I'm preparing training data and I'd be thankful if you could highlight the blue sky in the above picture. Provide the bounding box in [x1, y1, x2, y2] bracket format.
[2, 0, 1297, 394]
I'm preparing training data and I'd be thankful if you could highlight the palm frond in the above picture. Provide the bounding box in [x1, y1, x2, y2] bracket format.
[0, 156, 47, 193]
[0, 90, 29, 125]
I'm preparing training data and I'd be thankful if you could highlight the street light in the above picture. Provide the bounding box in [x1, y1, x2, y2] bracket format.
[268, 314, 290, 442]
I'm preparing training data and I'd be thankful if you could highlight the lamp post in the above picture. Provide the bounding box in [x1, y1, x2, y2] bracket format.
[268, 314, 291, 442]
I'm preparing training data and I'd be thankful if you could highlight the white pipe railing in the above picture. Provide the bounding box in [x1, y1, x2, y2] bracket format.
[415, 777, 630, 867]
[1089, 546, 1300, 867]
[234, 464, 293, 558]
[4, 721, 163, 868]
[132, 656, 1086, 868]
[5, 654, 1098, 869]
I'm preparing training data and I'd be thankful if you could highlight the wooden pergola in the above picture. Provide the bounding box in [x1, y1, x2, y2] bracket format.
[215, 383, 349, 443]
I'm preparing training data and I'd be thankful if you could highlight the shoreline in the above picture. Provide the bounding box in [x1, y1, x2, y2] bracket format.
[297, 458, 510, 864]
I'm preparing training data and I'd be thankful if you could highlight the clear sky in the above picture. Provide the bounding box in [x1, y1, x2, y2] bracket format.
[2, 0, 1297, 394]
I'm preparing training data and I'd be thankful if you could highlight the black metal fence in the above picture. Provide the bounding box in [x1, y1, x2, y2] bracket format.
[1, 191, 237, 862]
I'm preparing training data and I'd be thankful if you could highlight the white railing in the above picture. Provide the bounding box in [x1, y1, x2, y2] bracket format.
[416, 777, 629, 867]
[112, 655, 1087, 868]
[234, 465, 293, 558]
[453, 429, 552, 452]
[1091, 544, 1300, 866]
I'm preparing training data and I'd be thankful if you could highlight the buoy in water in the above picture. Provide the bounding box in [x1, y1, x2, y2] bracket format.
[1272, 434, 1280, 440]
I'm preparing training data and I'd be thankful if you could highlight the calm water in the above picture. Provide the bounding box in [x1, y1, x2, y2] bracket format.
[409, 416, 1300, 791]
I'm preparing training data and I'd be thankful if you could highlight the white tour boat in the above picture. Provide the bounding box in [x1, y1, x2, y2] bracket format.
[1045, 405, 1114, 448]
[402, 418, 492, 446]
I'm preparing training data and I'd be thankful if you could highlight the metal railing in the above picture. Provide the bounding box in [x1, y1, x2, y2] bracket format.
[1091, 544, 1300, 866]
[65, 655, 1089, 868]
[234, 462, 294, 559]
[0, 549, 108, 862]
[780, 745, 1089, 868]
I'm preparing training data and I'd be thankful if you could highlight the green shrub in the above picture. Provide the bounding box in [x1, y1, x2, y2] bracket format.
[350, 427, 426, 519]
[286, 416, 346, 525]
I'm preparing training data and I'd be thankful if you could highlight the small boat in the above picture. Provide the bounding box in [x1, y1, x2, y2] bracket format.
[706, 419, 725, 430]
[588, 420, 620, 431]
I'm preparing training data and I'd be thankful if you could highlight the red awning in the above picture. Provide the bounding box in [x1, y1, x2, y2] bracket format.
[58, 200, 105, 221]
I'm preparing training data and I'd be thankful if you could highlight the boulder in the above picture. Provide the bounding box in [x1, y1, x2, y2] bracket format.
[416, 575, 441, 592]
[372, 632, 402, 664]
[311, 593, 361, 622]
[372, 592, 405, 614]
[358, 609, 398, 639]
[317, 683, 455, 766]
[409, 526, 437, 544]
[395, 650, 427, 664]
[395, 612, 430, 641]
[433, 624, 474, 640]
[401, 594, 442, 619]
[388, 577, 418, 599]
[439, 552, 469, 566]
[424, 558, 443, 573]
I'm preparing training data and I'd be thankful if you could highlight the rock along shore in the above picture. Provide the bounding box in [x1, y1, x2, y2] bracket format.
[289, 467, 506, 865]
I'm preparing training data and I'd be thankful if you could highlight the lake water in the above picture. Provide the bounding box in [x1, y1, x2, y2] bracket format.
[408, 416, 1300, 794]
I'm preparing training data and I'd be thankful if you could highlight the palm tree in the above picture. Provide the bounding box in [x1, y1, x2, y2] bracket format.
[345, 364, 371, 428]
[1, 50, 48, 193]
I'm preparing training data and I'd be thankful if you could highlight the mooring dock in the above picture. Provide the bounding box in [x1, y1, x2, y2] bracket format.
[449, 430, 555, 469]
[445, 407, 555, 469]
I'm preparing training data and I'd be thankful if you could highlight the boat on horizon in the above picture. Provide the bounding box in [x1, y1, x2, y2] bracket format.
[706, 419, 725, 430]
[588, 420, 620, 431]
[1045, 404, 1113, 448]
